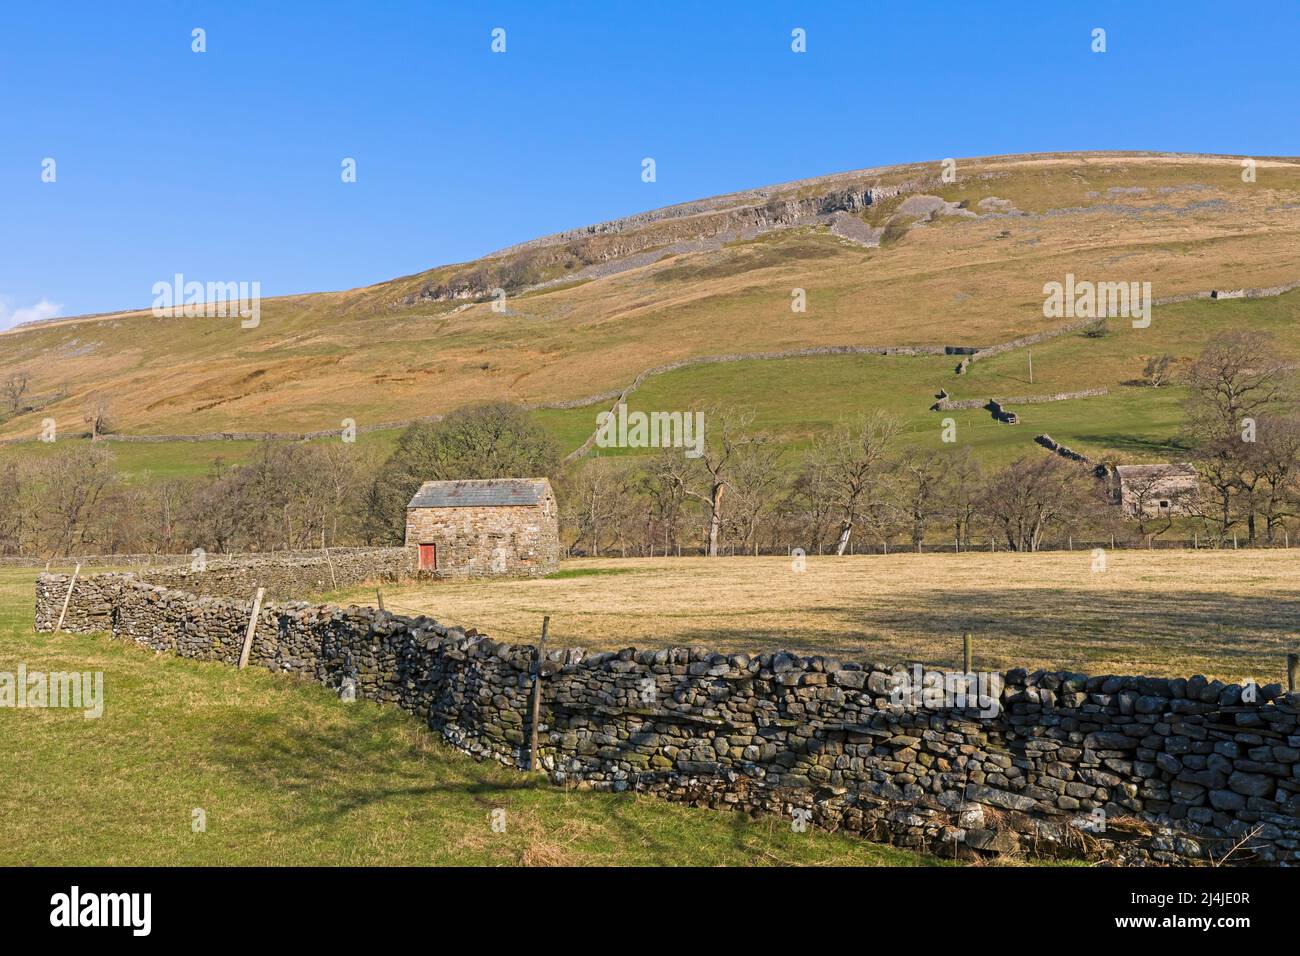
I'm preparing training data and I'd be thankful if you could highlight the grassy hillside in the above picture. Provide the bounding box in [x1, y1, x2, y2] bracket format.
[2, 151, 1298, 451]
[540, 287, 1300, 467]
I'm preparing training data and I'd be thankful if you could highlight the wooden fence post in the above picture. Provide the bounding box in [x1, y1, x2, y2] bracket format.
[238, 587, 266, 670]
[963, 633, 973, 673]
[53, 563, 81, 634]
[376, 589, 385, 612]
[528, 615, 551, 772]
[1288, 653, 1298, 694]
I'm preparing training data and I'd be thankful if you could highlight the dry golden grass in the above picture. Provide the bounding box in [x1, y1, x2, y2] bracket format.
[329, 550, 1300, 685]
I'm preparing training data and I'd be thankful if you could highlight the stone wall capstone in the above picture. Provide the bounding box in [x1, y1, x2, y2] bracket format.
[33, 571, 1300, 865]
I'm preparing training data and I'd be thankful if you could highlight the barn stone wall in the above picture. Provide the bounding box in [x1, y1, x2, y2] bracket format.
[34, 571, 1300, 865]
[405, 501, 559, 579]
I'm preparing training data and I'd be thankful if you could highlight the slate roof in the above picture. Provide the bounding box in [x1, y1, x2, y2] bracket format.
[1113, 463, 1197, 481]
[407, 478, 551, 509]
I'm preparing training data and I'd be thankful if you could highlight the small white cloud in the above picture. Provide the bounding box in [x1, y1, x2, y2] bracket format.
[0, 297, 62, 331]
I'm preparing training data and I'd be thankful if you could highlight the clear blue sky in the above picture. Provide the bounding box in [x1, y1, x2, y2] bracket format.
[1, 0, 1296, 327]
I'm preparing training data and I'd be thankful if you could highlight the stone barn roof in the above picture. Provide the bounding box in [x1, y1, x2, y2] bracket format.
[407, 478, 552, 509]
[1113, 463, 1197, 482]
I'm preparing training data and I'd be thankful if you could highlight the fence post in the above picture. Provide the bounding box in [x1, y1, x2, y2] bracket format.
[376, 589, 385, 612]
[528, 615, 551, 772]
[1288, 653, 1298, 694]
[238, 587, 266, 670]
[53, 563, 81, 635]
[963, 633, 973, 673]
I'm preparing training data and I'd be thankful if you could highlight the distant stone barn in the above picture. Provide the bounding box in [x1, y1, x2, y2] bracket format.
[1112, 463, 1200, 517]
[405, 478, 560, 578]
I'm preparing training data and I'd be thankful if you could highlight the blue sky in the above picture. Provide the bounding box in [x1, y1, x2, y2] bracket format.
[1, 0, 1296, 327]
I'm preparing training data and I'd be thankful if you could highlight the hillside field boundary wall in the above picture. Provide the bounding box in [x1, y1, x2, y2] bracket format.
[32, 570, 1300, 865]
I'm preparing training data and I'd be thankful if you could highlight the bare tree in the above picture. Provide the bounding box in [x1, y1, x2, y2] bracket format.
[1184, 331, 1290, 441]
[898, 450, 951, 552]
[659, 405, 760, 557]
[942, 448, 983, 550]
[559, 458, 625, 556]
[724, 438, 781, 555]
[83, 395, 113, 439]
[636, 450, 689, 556]
[1142, 354, 1173, 388]
[1182, 333, 1294, 542]
[36, 445, 117, 557]
[1186, 433, 1247, 543]
[981, 456, 1105, 552]
[2, 372, 29, 414]
[783, 457, 839, 554]
[1244, 415, 1300, 543]
[807, 410, 902, 555]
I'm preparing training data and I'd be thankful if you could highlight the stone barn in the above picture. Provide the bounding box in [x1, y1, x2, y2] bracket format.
[1112, 463, 1199, 517]
[405, 478, 560, 578]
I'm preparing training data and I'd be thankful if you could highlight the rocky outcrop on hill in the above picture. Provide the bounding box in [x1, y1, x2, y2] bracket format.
[400, 176, 946, 306]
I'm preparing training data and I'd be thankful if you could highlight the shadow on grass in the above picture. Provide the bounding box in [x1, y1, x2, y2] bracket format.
[202, 703, 939, 865]
[1070, 431, 1191, 456]
[204, 706, 732, 863]
[654, 587, 1300, 676]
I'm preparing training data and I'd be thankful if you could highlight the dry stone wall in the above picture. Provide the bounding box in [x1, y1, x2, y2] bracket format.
[34, 571, 1300, 865]
[141, 548, 414, 601]
[932, 387, 1108, 413]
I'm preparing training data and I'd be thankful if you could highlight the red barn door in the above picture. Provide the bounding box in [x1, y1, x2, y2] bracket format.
[418, 543, 437, 570]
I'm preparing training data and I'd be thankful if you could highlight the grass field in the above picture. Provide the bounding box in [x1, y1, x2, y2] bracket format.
[324, 552, 1300, 685]
[0, 567, 944, 866]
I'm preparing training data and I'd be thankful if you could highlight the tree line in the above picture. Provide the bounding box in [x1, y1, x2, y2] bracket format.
[1, 330, 1295, 559]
